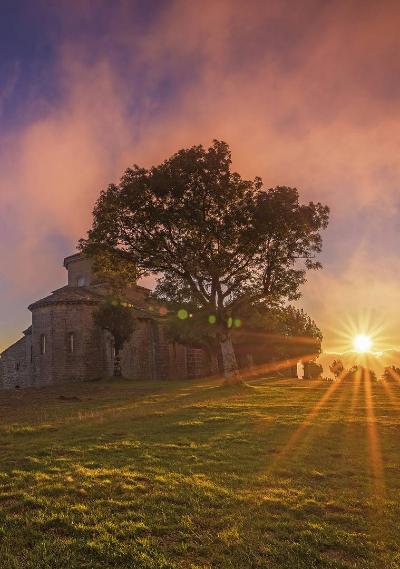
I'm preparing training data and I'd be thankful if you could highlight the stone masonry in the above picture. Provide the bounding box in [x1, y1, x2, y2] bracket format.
[0, 253, 214, 389]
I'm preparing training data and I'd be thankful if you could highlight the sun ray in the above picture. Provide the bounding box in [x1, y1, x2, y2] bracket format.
[236, 329, 321, 346]
[292, 377, 352, 458]
[364, 369, 385, 503]
[381, 377, 399, 408]
[239, 352, 320, 382]
[387, 366, 400, 387]
[326, 309, 391, 354]
[349, 365, 362, 417]
[380, 368, 400, 408]
[341, 367, 363, 457]
[268, 369, 347, 469]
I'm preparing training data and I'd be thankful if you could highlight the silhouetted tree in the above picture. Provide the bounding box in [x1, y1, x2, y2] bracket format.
[81, 140, 329, 383]
[94, 301, 136, 377]
[330, 359, 344, 378]
[345, 365, 377, 382]
[382, 366, 400, 381]
[306, 361, 323, 379]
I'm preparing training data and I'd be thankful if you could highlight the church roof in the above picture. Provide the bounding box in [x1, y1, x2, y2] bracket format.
[28, 286, 106, 311]
[28, 286, 156, 320]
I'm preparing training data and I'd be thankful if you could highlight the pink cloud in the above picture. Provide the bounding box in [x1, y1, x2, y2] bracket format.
[1, 0, 400, 352]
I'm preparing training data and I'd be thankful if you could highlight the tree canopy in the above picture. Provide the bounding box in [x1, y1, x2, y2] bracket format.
[81, 140, 329, 380]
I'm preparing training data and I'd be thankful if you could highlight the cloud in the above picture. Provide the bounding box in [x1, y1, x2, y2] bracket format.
[1, 0, 400, 352]
[302, 247, 400, 352]
[0, 54, 136, 347]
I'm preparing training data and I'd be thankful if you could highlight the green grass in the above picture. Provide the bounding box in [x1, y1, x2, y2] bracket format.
[1, 375, 400, 568]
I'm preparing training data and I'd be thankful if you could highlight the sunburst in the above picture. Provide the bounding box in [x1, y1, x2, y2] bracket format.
[353, 334, 372, 353]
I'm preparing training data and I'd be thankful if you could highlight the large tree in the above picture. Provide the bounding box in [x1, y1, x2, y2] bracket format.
[81, 140, 329, 382]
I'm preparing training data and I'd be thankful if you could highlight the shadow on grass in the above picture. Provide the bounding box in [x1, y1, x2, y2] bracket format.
[0, 377, 399, 568]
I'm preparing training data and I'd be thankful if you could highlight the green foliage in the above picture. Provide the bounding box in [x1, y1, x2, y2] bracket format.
[93, 301, 136, 354]
[163, 302, 322, 374]
[81, 140, 329, 376]
[91, 249, 139, 295]
[163, 304, 219, 353]
[233, 304, 322, 365]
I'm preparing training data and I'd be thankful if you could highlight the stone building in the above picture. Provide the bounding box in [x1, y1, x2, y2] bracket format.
[0, 253, 212, 389]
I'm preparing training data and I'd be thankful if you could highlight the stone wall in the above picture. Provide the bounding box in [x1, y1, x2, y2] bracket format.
[186, 347, 215, 378]
[1, 309, 214, 388]
[1, 250, 216, 389]
[31, 303, 105, 386]
[1, 304, 214, 389]
[120, 320, 153, 380]
[65, 256, 94, 287]
[167, 343, 188, 380]
[119, 320, 171, 380]
[119, 322, 212, 381]
[0, 334, 32, 389]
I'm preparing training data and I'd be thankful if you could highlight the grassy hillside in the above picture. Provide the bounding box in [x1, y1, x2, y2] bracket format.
[0, 375, 400, 568]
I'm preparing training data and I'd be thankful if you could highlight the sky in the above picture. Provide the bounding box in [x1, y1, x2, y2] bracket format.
[1, 0, 400, 354]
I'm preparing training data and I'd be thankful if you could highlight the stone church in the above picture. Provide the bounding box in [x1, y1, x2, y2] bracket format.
[0, 253, 211, 389]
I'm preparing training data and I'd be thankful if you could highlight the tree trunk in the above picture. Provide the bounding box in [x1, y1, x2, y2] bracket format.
[216, 342, 224, 375]
[113, 349, 122, 377]
[219, 335, 242, 384]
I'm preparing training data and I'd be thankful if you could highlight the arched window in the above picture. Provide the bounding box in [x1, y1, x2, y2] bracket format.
[40, 334, 46, 355]
[68, 332, 75, 354]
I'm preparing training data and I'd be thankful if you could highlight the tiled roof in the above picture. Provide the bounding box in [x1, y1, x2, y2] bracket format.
[28, 286, 156, 320]
[28, 286, 105, 311]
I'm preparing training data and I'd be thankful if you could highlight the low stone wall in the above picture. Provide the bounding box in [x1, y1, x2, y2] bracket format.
[0, 335, 32, 389]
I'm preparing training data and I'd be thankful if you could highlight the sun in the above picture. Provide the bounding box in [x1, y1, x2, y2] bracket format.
[353, 334, 372, 353]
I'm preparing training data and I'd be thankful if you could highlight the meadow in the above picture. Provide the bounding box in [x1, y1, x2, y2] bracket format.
[0, 375, 399, 569]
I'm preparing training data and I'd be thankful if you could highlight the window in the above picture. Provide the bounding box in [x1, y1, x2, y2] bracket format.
[68, 332, 75, 354]
[77, 276, 86, 287]
[15, 362, 20, 371]
[40, 334, 46, 355]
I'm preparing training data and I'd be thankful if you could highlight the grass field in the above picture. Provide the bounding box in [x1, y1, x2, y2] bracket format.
[0, 375, 400, 568]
